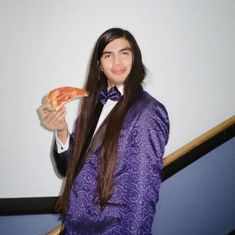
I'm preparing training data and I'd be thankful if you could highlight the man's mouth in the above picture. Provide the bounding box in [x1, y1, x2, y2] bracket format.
[112, 69, 126, 75]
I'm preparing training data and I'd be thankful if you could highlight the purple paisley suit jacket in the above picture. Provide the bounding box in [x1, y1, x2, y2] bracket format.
[54, 90, 170, 235]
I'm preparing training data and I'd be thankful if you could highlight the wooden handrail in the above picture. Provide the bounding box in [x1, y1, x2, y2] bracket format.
[47, 224, 64, 235]
[163, 115, 235, 167]
[47, 115, 235, 235]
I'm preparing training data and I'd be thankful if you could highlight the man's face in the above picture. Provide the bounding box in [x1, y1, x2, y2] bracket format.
[100, 38, 133, 88]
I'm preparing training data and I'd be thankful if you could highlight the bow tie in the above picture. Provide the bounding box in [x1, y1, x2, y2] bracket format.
[99, 86, 121, 105]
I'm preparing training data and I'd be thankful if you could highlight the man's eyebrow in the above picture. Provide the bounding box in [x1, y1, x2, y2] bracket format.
[120, 47, 132, 52]
[102, 51, 111, 55]
[102, 47, 132, 54]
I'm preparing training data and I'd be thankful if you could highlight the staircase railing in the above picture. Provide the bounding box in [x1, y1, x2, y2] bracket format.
[162, 115, 235, 180]
[164, 115, 235, 167]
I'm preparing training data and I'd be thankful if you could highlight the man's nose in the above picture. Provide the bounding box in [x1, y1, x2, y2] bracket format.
[113, 55, 121, 66]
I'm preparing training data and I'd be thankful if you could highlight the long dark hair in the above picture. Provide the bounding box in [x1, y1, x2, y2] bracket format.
[57, 28, 146, 216]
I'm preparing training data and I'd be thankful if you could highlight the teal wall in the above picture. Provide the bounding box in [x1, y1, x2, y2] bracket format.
[153, 137, 235, 235]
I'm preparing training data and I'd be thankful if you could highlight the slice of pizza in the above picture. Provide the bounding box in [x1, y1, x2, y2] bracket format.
[44, 86, 88, 111]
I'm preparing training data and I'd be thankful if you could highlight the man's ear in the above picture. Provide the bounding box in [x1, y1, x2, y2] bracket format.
[97, 60, 103, 71]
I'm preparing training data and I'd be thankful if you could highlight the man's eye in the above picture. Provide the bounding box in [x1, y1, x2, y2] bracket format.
[104, 54, 111, 59]
[123, 51, 130, 55]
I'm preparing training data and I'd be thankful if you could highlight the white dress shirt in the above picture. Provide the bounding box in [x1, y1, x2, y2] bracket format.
[55, 85, 124, 153]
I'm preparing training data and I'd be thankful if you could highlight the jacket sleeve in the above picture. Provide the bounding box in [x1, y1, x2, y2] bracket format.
[53, 133, 75, 177]
[123, 101, 169, 234]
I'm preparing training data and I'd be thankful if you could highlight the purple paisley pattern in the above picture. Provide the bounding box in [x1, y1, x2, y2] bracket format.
[60, 91, 169, 234]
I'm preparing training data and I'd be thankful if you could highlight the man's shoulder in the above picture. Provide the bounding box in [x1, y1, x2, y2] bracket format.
[124, 90, 168, 123]
[135, 90, 167, 113]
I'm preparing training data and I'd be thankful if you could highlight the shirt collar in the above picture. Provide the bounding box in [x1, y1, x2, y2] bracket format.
[116, 85, 124, 96]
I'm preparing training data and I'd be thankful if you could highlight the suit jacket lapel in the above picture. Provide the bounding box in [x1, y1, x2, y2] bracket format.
[85, 120, 107, 158]
[75, 121, 107, 176]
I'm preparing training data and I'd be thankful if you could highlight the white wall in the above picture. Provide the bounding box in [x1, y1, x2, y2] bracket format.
[0, 0, 234, 198]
